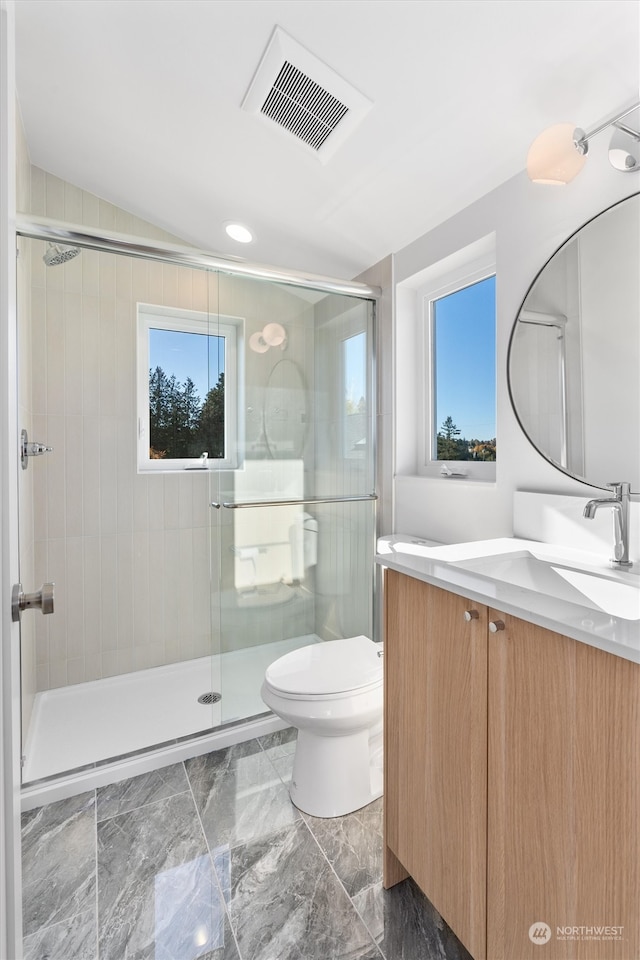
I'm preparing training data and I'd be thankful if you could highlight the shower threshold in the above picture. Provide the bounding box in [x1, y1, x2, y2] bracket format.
[22, 634, 317, 783]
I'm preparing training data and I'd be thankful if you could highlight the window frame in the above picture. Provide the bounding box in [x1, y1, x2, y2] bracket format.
[418, 249, 497, 481]
[136, 303, 243, 473]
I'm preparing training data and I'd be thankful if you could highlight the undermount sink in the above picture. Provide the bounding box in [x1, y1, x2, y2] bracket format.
[449, 549, 640, 621]
[378, 536, 640, 621]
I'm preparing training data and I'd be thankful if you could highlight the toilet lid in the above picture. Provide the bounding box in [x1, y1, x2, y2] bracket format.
[265, 636, 382, 696]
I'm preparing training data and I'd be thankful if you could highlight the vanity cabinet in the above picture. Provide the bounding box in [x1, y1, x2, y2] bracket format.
[383, 570, 489, 960]
[383, 569, 640, 960]
[487, 610, 640, 960]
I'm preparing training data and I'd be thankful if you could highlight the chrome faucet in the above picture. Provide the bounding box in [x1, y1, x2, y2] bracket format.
[583, 482, 633, 567]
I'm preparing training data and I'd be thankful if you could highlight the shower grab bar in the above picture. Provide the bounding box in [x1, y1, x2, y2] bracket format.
[210, 494, 377, 509]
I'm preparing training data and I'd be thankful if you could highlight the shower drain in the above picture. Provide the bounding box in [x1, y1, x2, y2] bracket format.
[198, 692, 222, 705]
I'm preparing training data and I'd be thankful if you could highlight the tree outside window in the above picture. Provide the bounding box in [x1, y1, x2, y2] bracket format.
[137, 305, 240, 471]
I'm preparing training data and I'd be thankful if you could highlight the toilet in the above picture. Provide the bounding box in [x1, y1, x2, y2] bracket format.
[261, 635, 383, 818]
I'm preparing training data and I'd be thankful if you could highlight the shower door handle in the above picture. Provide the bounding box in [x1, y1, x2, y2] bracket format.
[20, 429, 53, 469]
[11, 582, 55, 623]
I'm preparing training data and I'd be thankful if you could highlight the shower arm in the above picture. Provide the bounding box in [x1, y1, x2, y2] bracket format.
[210, 494, 378, 509]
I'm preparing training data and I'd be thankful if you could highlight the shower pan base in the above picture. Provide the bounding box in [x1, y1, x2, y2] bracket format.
[22, 635, 317, 784]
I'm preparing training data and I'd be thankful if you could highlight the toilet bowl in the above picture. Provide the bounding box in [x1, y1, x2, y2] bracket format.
[261, 635, 383, 818]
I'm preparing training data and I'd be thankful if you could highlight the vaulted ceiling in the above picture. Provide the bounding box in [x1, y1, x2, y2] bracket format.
[14, 0, 640, 278]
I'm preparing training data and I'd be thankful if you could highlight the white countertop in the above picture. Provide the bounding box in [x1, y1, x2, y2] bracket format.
[376, 535, 640, 665]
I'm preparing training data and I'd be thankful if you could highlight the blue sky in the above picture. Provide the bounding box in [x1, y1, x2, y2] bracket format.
[344, 331, 366, 407]
[149, 329, 224, 401]
[433, 275, 496, 441]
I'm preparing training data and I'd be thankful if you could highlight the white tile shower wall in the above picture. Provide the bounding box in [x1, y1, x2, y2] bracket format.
[24, 169, 219, 690]
[24, 167, 317, 689]
[312, 292, 376, 642]
[218, 281, 317, 652]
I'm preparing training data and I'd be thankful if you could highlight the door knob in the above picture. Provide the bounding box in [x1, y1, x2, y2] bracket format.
[489, 619, 505, 633]
[11, 582, 55, 623]
[463, 609, 479, 621]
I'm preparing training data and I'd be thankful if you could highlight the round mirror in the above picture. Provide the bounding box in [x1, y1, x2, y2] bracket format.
[508, 192, 640, 491]
[264, 358, 308, 459]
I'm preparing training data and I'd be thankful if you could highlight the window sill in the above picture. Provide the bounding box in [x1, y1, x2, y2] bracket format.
[137, 465, 233, 475]
[396, 472, 497, 487]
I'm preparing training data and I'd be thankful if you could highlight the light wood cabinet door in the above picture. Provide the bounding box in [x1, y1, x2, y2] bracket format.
[384, 570, 488, 960]
[488, 610, 640, 960]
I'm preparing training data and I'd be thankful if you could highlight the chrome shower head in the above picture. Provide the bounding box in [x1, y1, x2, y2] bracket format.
[43, 242, 81, 266]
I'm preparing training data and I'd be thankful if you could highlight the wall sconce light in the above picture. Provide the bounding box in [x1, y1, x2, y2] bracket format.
[527, 100, 640, 185]
[249, 322, 288, 353]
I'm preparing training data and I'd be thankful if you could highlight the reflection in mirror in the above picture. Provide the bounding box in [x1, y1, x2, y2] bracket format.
[264, 358, 308, 459]
[508, 193, 640, 491]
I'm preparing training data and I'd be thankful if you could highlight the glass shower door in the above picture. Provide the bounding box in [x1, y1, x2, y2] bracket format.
[17, 239, 226, 781]
[216, 271, 376, 726]
[16, 217, 376, 782]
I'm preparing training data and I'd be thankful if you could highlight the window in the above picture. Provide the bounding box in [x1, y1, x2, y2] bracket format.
[343, 330, 367, 459]
[419, 241, 496, 480]
[137, 304, 241, 471]
[432, 276, 496, 461]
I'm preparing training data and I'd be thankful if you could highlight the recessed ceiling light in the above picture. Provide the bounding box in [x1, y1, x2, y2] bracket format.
[224, 222, 254, 243]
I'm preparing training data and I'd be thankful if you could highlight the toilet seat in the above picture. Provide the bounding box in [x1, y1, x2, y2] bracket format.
[264, 635, 382, 699]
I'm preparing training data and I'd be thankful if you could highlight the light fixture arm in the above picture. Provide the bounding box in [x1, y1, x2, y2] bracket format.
[614, 121, 640, 142]
[573, 100, 640, 155]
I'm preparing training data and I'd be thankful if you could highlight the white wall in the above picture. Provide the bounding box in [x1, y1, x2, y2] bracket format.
[357, 254, 393, 643]
[391, 144, 638, 544]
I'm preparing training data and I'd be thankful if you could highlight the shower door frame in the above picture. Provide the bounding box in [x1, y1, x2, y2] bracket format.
[16, 216, 380, 298]
[13, 215, 381, 803]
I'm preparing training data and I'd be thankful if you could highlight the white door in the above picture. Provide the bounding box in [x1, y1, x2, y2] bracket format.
[1, 2, 24, 957]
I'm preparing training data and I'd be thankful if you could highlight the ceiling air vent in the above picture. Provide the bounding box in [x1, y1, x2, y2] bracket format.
[261, 61, 349, 152]
[242, 27, 373, 163]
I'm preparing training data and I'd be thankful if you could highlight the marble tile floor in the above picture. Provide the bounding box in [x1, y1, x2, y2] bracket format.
[21, 729, 473, 960]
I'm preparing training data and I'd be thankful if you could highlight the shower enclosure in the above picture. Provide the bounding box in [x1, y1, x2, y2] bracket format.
[16, 218, 377, 787]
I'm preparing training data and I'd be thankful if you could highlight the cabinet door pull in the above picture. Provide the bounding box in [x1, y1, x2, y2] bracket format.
[489, 619, 505, 632]
[463, 609, 479, 621]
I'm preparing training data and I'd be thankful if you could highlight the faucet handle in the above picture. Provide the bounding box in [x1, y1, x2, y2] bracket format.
[607, 482, 631, 498]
